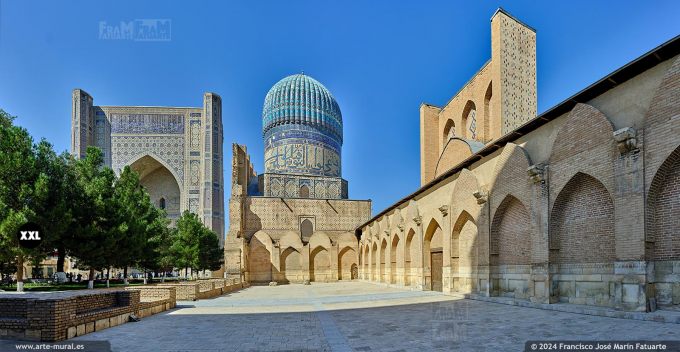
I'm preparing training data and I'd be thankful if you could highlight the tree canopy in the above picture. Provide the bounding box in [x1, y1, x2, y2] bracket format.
[0, 110, 224, 290]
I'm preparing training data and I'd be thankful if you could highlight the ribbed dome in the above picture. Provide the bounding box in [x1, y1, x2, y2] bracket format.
[262, 74, 342, 143]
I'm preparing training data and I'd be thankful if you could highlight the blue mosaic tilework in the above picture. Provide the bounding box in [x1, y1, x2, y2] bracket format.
[110, 113, 185, 134]
[262, 74, 342, 143]
[262, 74, 344, 177]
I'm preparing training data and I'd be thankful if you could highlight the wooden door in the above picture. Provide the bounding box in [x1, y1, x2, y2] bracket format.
[431, 251, 443, 292]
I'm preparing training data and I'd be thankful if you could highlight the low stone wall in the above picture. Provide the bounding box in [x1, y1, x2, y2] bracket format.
[0, 286, 178, 342]
[196, 279, 222, 300]
[125, 286, 176, 318]
[155, 283, 200, 301]
[0, 290, 140, 342]
[156, 279, 243, 301]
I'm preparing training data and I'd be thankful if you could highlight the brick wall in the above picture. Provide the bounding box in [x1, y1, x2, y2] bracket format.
[0, 290, 141, 342]
[126, 286, 176, 304]
[435, 139, 473, 178]
[73, 293, 118, 315]
[549, 173, 615, 264]
[358, 34, 678, 312]
[648, 147, 680, 260]
[155, 283, 200, 301]
[491, 196, 531, 265]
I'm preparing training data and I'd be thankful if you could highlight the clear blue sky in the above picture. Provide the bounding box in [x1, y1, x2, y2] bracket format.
[1, 1, 679, 221]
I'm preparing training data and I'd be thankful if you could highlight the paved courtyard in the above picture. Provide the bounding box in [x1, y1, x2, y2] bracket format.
[72, 282, 678, 352]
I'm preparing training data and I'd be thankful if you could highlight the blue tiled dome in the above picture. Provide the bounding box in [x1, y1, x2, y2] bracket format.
[262, 74, 342, 143]
[262, 74, 343, 177]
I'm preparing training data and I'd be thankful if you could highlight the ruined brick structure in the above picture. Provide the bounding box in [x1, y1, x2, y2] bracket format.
[225, 74, 371, 284]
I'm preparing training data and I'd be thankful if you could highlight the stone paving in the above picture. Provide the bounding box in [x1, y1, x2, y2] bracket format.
[70, 282, 679, 352]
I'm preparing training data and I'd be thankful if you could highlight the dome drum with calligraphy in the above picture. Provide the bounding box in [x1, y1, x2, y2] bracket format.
[262, 74, 343, 178]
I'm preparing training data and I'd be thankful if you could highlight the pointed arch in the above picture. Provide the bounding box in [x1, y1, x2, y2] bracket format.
[248, 231, 273, 283]
[424, 218, 443, 257]
[490, 195, 531, 265]
[424, 218, 443, 291]
[309, 231, 331, 251]
[338, 246, 357, 280]
[127, 152, 183, 188]
[300, 219, 314, 239]
[451, 211, 479, 292]
[443, 118, 455, 145]
[483, 81, 492, 141]
[550, 103, 614, 165]
[380, 238, 388, 282]
[280, 231, 304, 251]
[550, 172, 615, 264]
[646, 145, 680, 261]
[299, 185, 310, 198]
[310, 246, 331, 282]
[435, 138, 475, 177]
[336, 232, 358, 247]
[129, 154, 183, 218]
[390, 234, 400, 284]
[462, 100, 477, 139]
[404, 228, 416, 286]
[371, 242, 378, 281]
[280, 247, 302, 284]
[362, 243, 370, 279]
[450, 168, 481, 222]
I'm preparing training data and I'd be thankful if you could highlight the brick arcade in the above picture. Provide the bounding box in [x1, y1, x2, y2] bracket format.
[356, 9, 680, 312]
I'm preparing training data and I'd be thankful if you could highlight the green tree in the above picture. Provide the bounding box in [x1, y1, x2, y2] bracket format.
[110, 166, 149, 284]
[170, 211, 222, 279]
[0, 109, 51, 291]
[33, 142, 81, 274]
[156, 227, 178, 282]
[70, 147, 117, 289]
[138, 208, 171, 283]
[197, 227, 223, 276]
[171, 211, 201, 279]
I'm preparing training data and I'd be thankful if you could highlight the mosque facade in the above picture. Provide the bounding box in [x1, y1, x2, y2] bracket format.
[225, 74, 371, 284]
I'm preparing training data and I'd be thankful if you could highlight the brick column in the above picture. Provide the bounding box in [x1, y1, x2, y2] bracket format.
[413, 216, 425, 290]
[528, 163, 551, 304]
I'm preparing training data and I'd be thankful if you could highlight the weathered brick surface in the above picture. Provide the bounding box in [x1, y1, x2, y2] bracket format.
[648, 147, 680, 260]
[0, 290, 143, 342]
[549, 173, 616, 264]
[491, 196, 532, 265]
[155, 283, 200, 301]
[420, 10, 537, 185]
